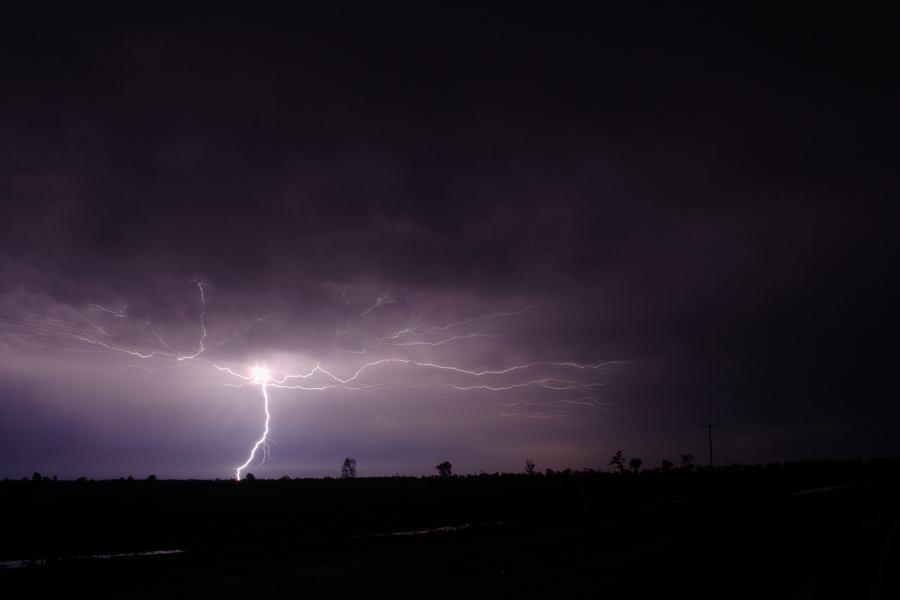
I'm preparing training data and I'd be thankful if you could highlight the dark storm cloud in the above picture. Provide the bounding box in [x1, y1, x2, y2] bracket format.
[0, 4, 898, 477]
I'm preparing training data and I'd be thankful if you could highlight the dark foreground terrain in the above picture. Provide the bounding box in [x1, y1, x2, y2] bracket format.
[2, 461, 899, 599]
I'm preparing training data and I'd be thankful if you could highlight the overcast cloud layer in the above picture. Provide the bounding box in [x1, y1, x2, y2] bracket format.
[0, 5, 898, 479]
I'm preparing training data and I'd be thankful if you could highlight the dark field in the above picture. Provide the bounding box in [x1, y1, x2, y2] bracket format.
[2, 461, 899, 599]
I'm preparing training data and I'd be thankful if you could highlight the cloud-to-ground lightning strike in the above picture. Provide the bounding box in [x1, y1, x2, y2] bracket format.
[232, 365, 272, 480]
[0, 284, 626, 479]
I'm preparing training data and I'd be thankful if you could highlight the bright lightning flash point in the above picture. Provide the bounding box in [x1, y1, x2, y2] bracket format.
[251, 365, 271, 385]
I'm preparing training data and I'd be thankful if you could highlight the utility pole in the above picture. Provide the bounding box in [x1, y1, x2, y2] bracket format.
[703, 422, 717, 468]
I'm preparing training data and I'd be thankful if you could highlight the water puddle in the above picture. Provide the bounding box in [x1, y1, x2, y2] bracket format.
[364, 520, 506, 538]
[0, 549, 184, 570]
[383, 524, 472, 536]
[792, 484, 853, 496]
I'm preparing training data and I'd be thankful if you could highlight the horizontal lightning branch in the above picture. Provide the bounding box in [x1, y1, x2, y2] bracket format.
[0, 284, 624, 479]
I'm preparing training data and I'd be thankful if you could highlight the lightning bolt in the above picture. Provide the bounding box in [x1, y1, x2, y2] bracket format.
[178, 281, 208, 360]
[0, 284, 627, 480]
[234, 375, 270, 481]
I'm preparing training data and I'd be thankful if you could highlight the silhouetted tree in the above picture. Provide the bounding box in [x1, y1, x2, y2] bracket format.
[31, 472, 42, 482]
[436, 461, 453, 477]
[609, 450, 626, 473]
[680, 453, 695, 467]
[146, 474, 157, 481]
[525, 458, 536, 475]
[661, 459, 674, 472]
[629, 457, 643, 474]
[244, 473, 256, 481]
[341, 457, 357, 479]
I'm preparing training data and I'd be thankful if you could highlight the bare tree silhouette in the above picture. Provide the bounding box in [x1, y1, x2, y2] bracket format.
[609, 450, 626, 474]
[341, 457, 357, 479]
[525, 458, 536, 475]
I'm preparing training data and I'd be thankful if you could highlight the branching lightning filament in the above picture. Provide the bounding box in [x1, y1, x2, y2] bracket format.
[0, 284, 626, 480]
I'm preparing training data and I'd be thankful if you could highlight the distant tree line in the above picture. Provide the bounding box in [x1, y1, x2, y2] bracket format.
[21, 453, 899, 483]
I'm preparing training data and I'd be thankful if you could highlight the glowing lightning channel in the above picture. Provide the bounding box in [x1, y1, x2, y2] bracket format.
[234, 365, 272, 480]
[178, 281, 208, 360]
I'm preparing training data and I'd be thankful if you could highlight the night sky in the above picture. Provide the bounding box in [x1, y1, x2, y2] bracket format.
[1, 4, 898, 479]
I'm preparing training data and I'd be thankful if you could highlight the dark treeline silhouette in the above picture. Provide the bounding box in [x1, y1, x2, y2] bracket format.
[13, 456, 900, 485]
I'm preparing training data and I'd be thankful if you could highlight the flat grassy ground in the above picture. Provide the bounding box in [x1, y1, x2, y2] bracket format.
[2, 461, 898, 598]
